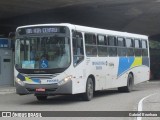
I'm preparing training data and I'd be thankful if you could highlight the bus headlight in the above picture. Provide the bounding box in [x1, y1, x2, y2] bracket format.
[64, 75, 72, 81]
[58, 76, 72, 86]
[15, 78, 25, 86]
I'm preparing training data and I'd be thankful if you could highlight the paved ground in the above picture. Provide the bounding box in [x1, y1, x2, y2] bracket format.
[0, 81, 160, 120]
[0, 86, 15, 95]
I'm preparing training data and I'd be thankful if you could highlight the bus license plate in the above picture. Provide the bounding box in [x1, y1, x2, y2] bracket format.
[35, 88, 45, 92]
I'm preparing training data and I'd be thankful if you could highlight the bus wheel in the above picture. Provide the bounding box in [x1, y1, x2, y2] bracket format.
[118, 73, 134, 92]
[82, 78, 94, 101]
[36, 96, 47, 101]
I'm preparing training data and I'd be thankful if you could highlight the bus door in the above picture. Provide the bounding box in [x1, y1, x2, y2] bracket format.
[72, 31, 85, 91]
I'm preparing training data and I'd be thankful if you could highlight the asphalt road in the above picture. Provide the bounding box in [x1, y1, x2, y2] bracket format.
[0, 81, 160, 120]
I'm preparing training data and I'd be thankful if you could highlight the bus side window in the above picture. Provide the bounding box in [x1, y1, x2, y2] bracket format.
[117, 37, 126, 56]
[97, 35, 108, 57]
[72, 31, 84, 66]
[126, 38, 134, 56]
[107, 36, 117, 57]
[142, 40, 148, 56]
[85, 33, 97, 56]
[135, 39, 142, 56]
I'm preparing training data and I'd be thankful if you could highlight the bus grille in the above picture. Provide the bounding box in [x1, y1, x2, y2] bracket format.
[21, 73, 59, 79]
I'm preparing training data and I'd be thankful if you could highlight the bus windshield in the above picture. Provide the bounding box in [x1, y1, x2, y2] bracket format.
[15, 36, 70, 70]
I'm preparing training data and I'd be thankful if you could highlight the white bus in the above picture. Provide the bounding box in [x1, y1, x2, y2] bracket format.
[15, 23, 150, 101]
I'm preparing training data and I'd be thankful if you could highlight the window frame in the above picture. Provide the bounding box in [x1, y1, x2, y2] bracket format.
[84, 33, 97, 45]
[107, 35, 117, 46]
[125, 38, 134, 48]
[142, 39, 147, 49]
[97, 34, 107, 45]
[134, 39, 140, 48]
[97, 34, 108, 57]
[117, 37, 126, 47]
[72, 30, 84, 66]
[84, 33, 98, 57]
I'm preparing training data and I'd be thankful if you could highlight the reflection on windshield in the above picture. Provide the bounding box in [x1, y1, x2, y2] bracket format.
[15, 36, 70, 69]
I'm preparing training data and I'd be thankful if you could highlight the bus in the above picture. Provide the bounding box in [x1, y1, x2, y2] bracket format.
[14, 23, 150, 101]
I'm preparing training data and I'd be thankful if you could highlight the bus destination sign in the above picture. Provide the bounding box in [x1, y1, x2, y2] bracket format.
[26, 28, 59, 34]
[18, 26, 66, 35]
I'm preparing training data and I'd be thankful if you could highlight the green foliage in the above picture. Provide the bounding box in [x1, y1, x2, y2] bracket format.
[149, 40, 160, 49]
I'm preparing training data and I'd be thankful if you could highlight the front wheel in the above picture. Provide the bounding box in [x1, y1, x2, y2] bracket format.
[82, 78, 94, 101]
[118, 73, 134, 92]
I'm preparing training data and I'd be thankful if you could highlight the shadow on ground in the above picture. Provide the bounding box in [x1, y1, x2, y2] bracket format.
[24, 89, 139, 105]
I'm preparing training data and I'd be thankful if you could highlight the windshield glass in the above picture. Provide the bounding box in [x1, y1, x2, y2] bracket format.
[15, 36, 70, 69]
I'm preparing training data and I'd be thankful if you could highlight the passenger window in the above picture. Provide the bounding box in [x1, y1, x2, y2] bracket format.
[126, 38, 133, 47]
[97, 35, 108, 57]
[127, 48, 134, 56]
[117, 37, 126, 56]
[135, 49, 142, 56]
[108, 36, 117, 46]
[118, 48, 127, 56]
[135, 39, 140, 48]
[85, 46, 97, 56]
[107, 36, 117, 57]
[85, 33, 97, 57]
[117, 37, 125, 47]
[126, 38, 134, 56]
[142, 40, 148, 56]
[142, 49, 148, 56]
[108, 47, 117, 57]
[85, 34, 96, 45]
[97, 35, 107, 45]
[134, 39, 142, 56]
[142, 40, 147, 48]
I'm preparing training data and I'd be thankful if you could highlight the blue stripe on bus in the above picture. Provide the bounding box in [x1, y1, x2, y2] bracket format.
[31, 78, 41, 83]
[118, 57, 149, 77]
[118, 57, 134, 76]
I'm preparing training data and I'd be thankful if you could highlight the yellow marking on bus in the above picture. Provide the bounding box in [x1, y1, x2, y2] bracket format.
[131, 57, 142, 68]
[25, 77, 33, 82]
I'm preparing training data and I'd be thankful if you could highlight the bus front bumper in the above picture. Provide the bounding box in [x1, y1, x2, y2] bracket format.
[15, 80, 72, 96]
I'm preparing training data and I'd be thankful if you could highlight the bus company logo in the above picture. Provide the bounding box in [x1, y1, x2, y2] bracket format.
[2, 112, 11, 117]
[92, 61, 106, 66]
[47, 79, 58, 83]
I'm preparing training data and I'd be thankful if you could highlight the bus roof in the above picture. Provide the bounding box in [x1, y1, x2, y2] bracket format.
[16, 23, 148, 39]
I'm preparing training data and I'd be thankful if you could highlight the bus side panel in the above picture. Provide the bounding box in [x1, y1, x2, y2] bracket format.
[71, 61, 87, 94]
[86, 57, 108, 91]
[133, 66, 150, 84]
[114, 56, 150, 88]
[130, 56, 150, 84]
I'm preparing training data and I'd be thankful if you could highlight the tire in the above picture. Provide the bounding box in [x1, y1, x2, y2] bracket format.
[36, 96, 47, 101]
[82, 78, 94, 101]
[118, 73, 134, 92]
